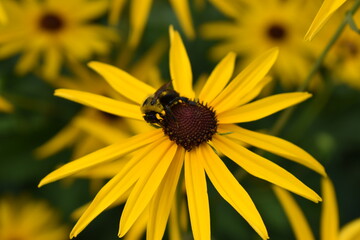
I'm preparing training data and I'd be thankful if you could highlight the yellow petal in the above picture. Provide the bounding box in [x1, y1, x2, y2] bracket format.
[72, 135, 101, 159]
[339, 218, 360, 240]
[200, 21, 239, 39]
[0, 0, 7, 24]
[130, 37, 167, 81]
[217, 92, 311, 124]
[208, 0, 242, 18]
[273, 186, 315, 240]
[42, 47, 62, 80]
[124, 208, 148, 240]
[198, 52, 236, 103]
[119, 141, 177, 237]
[212, 136, 322, 202]
[15, 47, 41, 76]
[184, 149, 210, 240]
[70, 140, 163, 238]
[237, 76, 272, 107]
[305, 0, 347, 41]
[108, 0, 127, 24]
[34, 122, 80, 159]
[73, 158, 129, 179]
[169, 26, 195, 98]
[73, 116, 129, 144]
[218, 124, 326, 176]
[210, 48, 278, 113]
[169, 0, 195, 39]
[71, 193, 129, 221]
[88, 61, 155, 104]
[321, 177, 339, 240]
[55, 89, 143, 120]
[74, 0, 108, 21]
[38, 129, 163, 187]
[200, 144, 269, 239]
[129, 0, 153, 47]
[169, 201, 182, 240]
[147, 147, 185, 240]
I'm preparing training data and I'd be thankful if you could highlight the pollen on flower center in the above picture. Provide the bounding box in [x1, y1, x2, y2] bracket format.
[162, 101, 218, 151]
[39, 13, 64, 32]
[267, 24, 287, 41]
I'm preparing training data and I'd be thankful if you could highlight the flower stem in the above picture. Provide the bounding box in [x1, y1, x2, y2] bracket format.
[271, 0, 360, 137]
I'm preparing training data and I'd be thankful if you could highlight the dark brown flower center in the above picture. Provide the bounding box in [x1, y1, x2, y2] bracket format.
[162, 101, 218, 151]
[267, 24, 287, 41]
[39, 13, 64, 32]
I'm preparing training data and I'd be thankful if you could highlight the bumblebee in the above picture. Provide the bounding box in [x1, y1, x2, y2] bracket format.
[141, 82, 190, 126]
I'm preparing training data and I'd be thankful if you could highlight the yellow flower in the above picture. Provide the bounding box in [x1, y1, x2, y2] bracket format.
[39, 27, 325, 240]
[274, 178, 360, 240]
[305, 0, 348, 41]
[109, 0, 195, 47]
[0, 195, 68, 240]
[0, 0, 118, 80]
[201, 0, 320, 89]
[0, 0, 7, 24]
[326, 10, 360, 89]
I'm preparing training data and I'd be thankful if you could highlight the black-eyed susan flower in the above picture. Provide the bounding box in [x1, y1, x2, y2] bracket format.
[39, 27, 325, 240]
[305, 0, 348, 41]
[0, 195, 68, 240]
[201, 0, 321, 89]
[274, 178, 360, 240]
[0, 0, 118, 80]
[109, 0, 195, 47]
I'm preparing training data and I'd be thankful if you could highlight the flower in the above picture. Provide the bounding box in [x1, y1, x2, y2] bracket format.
[0, 195, 68, 240]
[39, 27, 325, 240]
[0, 0, 118, 80]
[326, 9, 360, 89]
[305, 0, 348, 41]
[201, 0, 321, 89]
[109, 0, 195, 47]
[274, 178, 360, 240]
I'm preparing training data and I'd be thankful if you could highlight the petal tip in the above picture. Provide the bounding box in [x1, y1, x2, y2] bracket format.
[54, 88, 65, 97]
[38, 179, 46, 188]
[87, 61, 104, 71]
[169, 25, 175, 40]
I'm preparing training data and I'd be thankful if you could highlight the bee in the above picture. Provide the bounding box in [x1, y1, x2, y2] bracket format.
[141, 82, 190, 126]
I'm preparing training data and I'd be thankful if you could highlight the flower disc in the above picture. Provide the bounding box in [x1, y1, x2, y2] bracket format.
[162, 101, 218, 151]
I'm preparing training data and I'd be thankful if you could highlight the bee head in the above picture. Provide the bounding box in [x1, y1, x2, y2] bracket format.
[140, 95, 164, 114]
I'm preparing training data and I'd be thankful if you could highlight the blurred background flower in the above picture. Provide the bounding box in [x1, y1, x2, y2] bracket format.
[201, 0, 323, 89]
[0, 0, 118, 80]
[0, 195, 69, 240]
[326, 6, 360, 89]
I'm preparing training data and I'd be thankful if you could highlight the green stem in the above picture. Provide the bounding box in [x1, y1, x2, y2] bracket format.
[271, 0, 360, 137]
